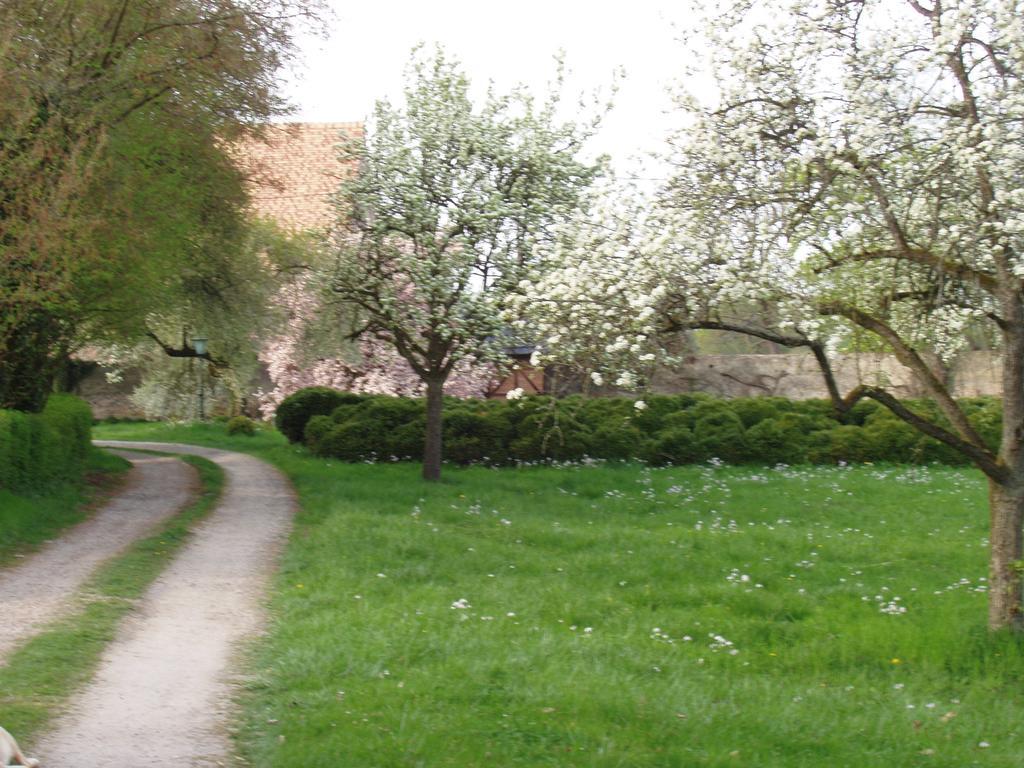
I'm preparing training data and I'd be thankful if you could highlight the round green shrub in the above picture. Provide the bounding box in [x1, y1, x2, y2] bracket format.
[658, 410, 695, 432]
[275, 387, 360, 444]
[745, 417, 809, 465]
[389, 418, 427, 460]
[647, 425, 700, 466]
[792, 399, 840, 420]
[591, 424, 645, 461]
[226, 415, 256, 436]
[510, 412, 592, 462]
[444, 408, 511, 465]
[316, 421, 374, 461]
[361, 396, 424, 427]
[315, 397, 425, 460]
[304, 414, 334, 454]
[329, 401, 364, 425]
[503, 395, 556, 430]
[916, 434, 970, 465]
[815, 425, 872, 464]
[964, 397, 1002, 452]
[631, 394, 700, 435]
[730, 397, 794, 428]
[282, 391, 1004, 469]
[861, 413, 921, 462]
[576, 396, 634, 432]
[846, 399, 882, 426]
[692, 406, 748, 463]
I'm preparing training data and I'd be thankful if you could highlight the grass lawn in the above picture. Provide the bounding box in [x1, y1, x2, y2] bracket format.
[94, 421, 1024, 767]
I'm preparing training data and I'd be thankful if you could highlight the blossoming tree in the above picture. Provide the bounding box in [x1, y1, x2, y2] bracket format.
[256, 273, 495, 419]
[523, 0, 1024, 630]
[328, 47, 606, 480]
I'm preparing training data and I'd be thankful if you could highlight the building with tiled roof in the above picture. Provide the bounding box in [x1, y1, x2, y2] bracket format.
[240, 122, 363, 231]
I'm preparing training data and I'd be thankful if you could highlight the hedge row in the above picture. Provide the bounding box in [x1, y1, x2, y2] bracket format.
[275, 387, 1002, 467]
[0, 395, 94, 492]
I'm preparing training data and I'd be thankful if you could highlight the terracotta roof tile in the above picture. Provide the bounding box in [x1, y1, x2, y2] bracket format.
[238, 122, 363, 231]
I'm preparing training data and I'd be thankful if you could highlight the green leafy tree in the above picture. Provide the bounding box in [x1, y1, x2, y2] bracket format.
[328, 47, 607, 480]
[0, 0, 321, 411]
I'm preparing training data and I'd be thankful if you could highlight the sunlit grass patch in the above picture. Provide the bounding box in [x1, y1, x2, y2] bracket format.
[252, 461, 1020, 767]
[93, 422, 1023, 767]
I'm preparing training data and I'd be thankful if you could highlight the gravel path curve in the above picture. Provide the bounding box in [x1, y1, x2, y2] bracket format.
[0, 450, 197, 663]
[37, 442, 296, 767]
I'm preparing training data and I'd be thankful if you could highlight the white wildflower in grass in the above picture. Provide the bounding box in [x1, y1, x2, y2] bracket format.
[709, 633, 738, 654]
[725, 568, 762, 589]
[879, 601, 907, 615]
[633, 399, 648, 411]
[650, 627, 675, 644]
[867, 593, 908, 615]
[450, 598, 471, 610]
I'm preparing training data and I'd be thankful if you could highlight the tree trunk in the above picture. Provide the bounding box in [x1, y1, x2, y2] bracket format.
[988, 480, 1024, 631]
[991, 286, 1024, 630]
[422, 375, 445, 481]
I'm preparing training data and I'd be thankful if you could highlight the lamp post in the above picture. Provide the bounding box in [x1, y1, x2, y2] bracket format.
[192, 336, 209, 421]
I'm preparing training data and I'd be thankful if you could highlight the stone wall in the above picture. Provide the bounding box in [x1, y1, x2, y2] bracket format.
[74, 367, 147, 420]
[649, 350, 1002, 400]
[74, 350, 1003, 420]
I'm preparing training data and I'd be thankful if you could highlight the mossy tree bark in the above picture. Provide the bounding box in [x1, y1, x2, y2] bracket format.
[422, 375, 445, 482]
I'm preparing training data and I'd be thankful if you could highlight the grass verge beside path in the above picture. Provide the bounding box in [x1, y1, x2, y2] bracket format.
[0, 453, 223, 744]
[0, 448, 131, 567]
[93, 422, 1024, 768]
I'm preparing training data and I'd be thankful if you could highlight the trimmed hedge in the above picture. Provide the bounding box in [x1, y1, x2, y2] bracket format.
[275, 387, 365, 444]
[0, 394, 94, 492]
[279, 387, 1003, 467]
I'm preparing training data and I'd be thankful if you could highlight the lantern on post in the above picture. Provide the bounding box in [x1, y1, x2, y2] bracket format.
[192, 336, 209, 420]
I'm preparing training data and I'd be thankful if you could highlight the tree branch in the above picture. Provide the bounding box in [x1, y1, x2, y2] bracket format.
[907, 0, 936, 18]
[664, 318, 847, 415]
[843, 384, 1006, 482]
[814, 247, 999, 293]
[818, 301, 989, 449]
[145, 331, 227, 368]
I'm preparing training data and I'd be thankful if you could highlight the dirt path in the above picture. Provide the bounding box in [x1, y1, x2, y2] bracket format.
[0, 450, 197, 663]
[37, 442, 295, 768]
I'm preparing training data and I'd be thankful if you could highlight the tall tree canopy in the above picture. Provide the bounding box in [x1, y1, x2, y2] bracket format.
[0, 0, 320, 410]
[328, 47, 607, 480]
[522, 0, 1024, 630]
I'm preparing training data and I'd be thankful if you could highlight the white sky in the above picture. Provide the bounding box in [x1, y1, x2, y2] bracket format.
[280, 1, 704, 175]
